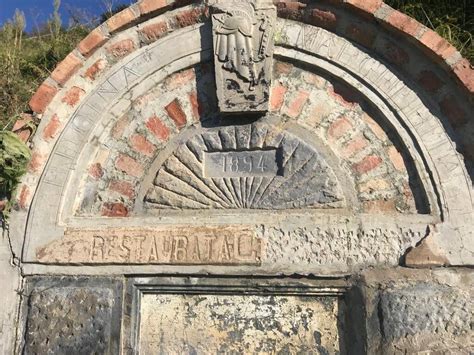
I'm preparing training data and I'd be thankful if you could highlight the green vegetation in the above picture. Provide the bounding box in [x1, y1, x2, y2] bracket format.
[0, 131, 31, 213]
[386, 0, 473, 61]
[0, 4, 90, 131]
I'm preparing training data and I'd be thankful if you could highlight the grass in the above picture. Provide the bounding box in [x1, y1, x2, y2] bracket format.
[386, 0, 473, 61]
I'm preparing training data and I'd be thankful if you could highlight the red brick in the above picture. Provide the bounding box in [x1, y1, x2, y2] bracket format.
[381, 41, 409, 66]
[363, 199, 396, 213]
[116, 154, 144, 177]
[285, 90, 310, 118]
[15, 129, 32, 143]
[165, 99, 187, 129]
[42, 114, 61, 141]
[61, 86, 85, 107]
[107, 38, 136, 58]
[270, 84, 287, 111]
[328, 116, 353, 140]
[51, 53, 83, 86]
[140, 21, 168, 42]
[189, 91, 201, 122]
[12, 113, 33, 141]
[165, 69, 196, 90]
[112, 115, 129, 139]
[12, 113, 33, 131]
[146, 115, 170, 141]
[345, 0, 382, 14]
[274, 62, 293, 76]
[276, 1, 306, 20]
[352, 155, 382, 174]
[77, 29, 108, 57]
[417, 70, 443, 93]
[387, 146, 405, 171]
[138, 0, 168, 15]
[29, 83, 57, 113]
[310, 8, 337, 30]
[89, 163, 104, 180]
[439, 96, 468, 128]
[130, 134, 155, 157]
[18, 185, 30, 209]
[420, 30, 457, 60]
[345, 23, 376, 48]
[175, 7, 208, 28]
[453, 59, 474, 94]
[106, 8, 138, 32]
[109, 180, 135, 199]
[384, 10, 421, 36]
[341, 135, 368, 158]
[101, 202, 129, 217]
[28, 152, 46, 173]
[83, 59, 107, 81]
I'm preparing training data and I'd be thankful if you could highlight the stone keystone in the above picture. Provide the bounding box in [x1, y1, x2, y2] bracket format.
[210, 0, 276, 113]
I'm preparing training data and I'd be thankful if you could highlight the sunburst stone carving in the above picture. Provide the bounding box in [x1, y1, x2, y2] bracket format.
[145, 123, 345, 209]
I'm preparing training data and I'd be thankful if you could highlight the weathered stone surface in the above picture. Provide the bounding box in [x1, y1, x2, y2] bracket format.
[145, 122, 345, 209]
[128, 277, 346, 354]
[379, 283, 473, 353]
[0, 232, 20, 355]
[139, 293, 341, 353]
[261, 223, 426, 270]
[361, 268, 474, 354]
[22, 278, 122, 354]
[211, 0, 276, 112]
[36, 226, 262, 265]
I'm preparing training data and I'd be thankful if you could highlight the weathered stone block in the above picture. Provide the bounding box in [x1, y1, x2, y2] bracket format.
[22, 277, 122, 354]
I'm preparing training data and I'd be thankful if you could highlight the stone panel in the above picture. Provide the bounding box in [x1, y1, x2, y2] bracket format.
[125, 277, 347, 354]
[36, 226, 261, 265]
[139, 293, 341, 354]
[22, 277, 122, 354]
[362, 268, 474, 354]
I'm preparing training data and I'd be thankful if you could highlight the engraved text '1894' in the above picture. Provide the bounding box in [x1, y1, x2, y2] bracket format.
[204, 150, 279, 178]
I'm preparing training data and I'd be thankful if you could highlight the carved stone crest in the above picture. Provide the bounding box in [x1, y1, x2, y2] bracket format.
[211, 0, 276, 113]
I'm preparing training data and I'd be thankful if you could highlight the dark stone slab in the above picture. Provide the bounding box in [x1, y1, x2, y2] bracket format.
[22, 277, 122, 355]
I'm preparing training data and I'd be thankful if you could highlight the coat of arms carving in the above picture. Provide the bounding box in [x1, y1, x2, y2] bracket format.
[211, 0, 276, 113]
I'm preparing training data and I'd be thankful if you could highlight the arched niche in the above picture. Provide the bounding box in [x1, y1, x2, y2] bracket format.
[10, 1, 473, 276]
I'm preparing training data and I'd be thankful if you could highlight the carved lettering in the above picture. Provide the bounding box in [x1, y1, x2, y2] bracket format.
[204, 150, 279, 177]
[37, 226, 262, 265]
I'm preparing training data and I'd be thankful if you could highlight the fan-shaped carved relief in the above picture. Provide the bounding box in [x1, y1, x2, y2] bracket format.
[145, 122, 345, 210]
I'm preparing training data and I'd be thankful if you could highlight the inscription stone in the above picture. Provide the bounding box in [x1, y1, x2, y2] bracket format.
[36, 226, 261, 265]
[204, 149, 279, 177]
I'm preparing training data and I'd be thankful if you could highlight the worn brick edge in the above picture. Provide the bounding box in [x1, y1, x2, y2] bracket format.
[275, 0, 473, 94]
[26, 0, 473, 118]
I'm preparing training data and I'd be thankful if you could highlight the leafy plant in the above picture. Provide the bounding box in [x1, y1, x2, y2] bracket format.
[0, 131, 31, 200]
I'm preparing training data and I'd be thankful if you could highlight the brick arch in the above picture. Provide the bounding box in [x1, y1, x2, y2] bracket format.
[10, 0, 473, 268]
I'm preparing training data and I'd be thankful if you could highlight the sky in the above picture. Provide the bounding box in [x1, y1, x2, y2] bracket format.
[0, 0, 133, 32]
